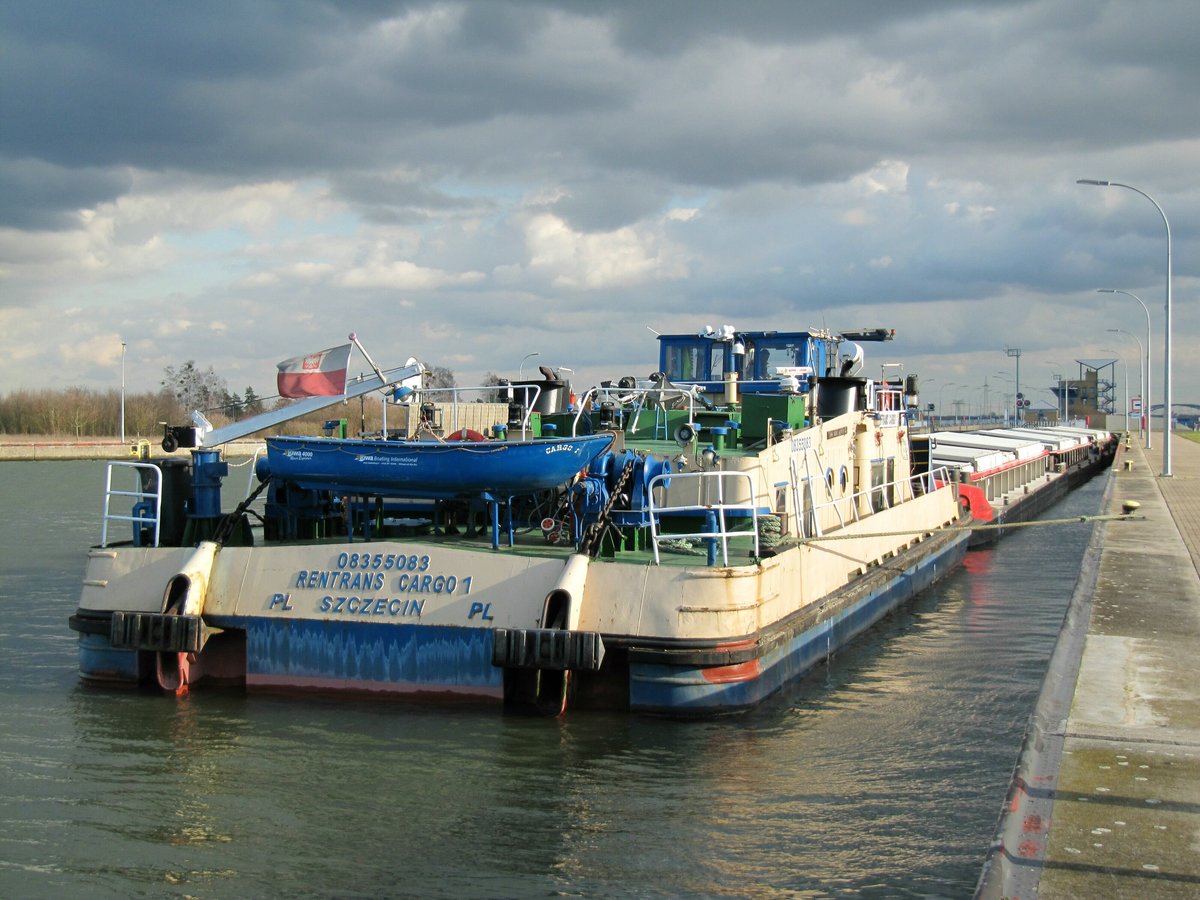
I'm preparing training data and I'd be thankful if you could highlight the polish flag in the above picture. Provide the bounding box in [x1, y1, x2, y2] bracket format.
[276, 344, 352, 398]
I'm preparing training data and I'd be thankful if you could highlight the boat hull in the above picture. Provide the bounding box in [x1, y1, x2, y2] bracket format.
[71, 490, 969, 713]
[263, 433, 616, 498]
[625, 528, 969, 713]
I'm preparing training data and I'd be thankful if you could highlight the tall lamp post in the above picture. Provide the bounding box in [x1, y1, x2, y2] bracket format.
[1098, 289, 1152, 448]
[1107, 329, 1144, 438]
[936, 382, 956, 427]
[1077, 180, 1172, 476]
[1106, 352, 1129, 432]
[518, 352, 540, 379]
[120, 340, 127, 445]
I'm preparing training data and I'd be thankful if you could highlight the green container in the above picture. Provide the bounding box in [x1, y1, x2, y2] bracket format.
[741, 393, 807, 441]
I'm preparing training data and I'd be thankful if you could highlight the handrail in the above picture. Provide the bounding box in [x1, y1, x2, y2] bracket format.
[805, 463, 954, 525]
[592, 382, 705, 437]
[415, 382, 544, 437]
[570, 386, 597, 436]
[101, 461, 163, 548]
[646, 470, 760, 566]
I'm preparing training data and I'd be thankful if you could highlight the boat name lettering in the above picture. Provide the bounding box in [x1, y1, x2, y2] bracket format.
[295, 570, 387, 591]
[396, 573, 469, 595]
[283, 450, 314, 460]
[353, 454, 418, 467]
[334, 551, 431, 572]
[544, 444, 574, 455]
[318, 596, 426, 617]
[790, 435, 813, 452]
[825, 426, 848, 439]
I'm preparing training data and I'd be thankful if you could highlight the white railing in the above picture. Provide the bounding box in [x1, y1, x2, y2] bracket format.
[803, 463, 955, 527]
[646, 470, 760, 566]
[387, 382, 543, 439]
[593, 383, 707, 438]
[101, 461, 163, 548]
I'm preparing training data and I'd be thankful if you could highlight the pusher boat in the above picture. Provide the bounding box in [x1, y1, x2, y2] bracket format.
[71, 327, 972, 715]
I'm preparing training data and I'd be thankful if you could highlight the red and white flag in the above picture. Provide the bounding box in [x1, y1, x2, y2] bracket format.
[276, 343, 352, 398]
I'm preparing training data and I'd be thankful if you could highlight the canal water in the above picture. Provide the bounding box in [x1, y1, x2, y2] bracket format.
[0, 460, 1106, 898]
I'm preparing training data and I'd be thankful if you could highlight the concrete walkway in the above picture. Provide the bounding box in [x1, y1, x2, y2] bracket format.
[0, 439, 265, 461]
[980, 432, 1200, 897]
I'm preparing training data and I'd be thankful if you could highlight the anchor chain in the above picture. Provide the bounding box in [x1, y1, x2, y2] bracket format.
[579, 456, 637, 557]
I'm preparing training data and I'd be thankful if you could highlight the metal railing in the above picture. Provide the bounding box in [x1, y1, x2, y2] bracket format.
[646, 470, 760, 566]
[101, 461, 162, 548]
[803, 464, 954, 533]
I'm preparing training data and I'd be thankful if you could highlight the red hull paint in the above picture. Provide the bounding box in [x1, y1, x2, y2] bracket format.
[700, 659, 761, 684]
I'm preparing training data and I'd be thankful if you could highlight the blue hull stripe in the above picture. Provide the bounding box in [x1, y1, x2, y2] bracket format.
[230, 617, 503, 695]
[628, 535, 970, 712]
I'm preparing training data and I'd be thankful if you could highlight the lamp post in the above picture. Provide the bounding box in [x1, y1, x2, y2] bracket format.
[936, 382, 956, 427]
[120, 340, 126, 444]
[518, 352, 540, 380]
[1077, 180, 1172, 476]
[1107, 329, 1144, 438]
[1098, 289, 1152, 448]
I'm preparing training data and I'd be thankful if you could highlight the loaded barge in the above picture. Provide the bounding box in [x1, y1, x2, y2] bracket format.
[915, 427, 1118, 546]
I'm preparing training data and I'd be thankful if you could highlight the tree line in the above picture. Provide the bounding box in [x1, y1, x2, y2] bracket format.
[0, 360, 460, 439]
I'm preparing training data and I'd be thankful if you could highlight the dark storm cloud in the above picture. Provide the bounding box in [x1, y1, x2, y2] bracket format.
[1, 0, 1197, 398]
[6, 0, 1195, 235]
[0, 1, 630, 228]
[0, 158, 132, 230]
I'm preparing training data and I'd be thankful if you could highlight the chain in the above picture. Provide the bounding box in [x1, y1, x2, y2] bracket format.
[579, 456, 637, 557]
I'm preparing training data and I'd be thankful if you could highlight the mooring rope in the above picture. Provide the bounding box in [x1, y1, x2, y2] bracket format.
[792, 511, 1142, 545]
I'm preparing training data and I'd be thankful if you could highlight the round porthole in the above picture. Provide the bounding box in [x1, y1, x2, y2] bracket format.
[839, 466, 849, 493]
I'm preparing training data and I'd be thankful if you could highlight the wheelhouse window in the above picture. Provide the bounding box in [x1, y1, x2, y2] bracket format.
[662, 340, 727, 382]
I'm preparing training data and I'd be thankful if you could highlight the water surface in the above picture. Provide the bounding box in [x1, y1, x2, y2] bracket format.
[0, 460, 1104, 897]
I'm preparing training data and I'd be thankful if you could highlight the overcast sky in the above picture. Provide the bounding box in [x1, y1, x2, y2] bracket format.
[2, 0, 1197, 418]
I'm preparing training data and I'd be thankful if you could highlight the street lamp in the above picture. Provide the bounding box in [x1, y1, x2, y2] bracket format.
[120, 340, 127, 444]
[1077, 179, 1172, 476]
[1107, 328, 1144, 438]
[1101, 348, 1130, 432]
[936, 382, 956, 427]
[518, 352, 540, 379]
[1051, 372, 1067, 423]
[1098, 289, 1152, 448]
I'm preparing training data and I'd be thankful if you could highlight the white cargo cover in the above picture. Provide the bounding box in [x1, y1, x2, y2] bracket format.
[930, 432, 1046, 462]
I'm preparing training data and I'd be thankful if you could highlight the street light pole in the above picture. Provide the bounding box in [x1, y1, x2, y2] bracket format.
[1097, 289, 1152, 448]
[518, 352, 540, 380]
[1077, 180, 1172, 476]
[1107, 329, 1144, 438]
[120, 340, 127, 444]
[937, 382, 956, 427]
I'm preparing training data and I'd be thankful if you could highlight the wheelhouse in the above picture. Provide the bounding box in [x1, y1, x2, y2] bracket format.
[657, 326, 841, 396]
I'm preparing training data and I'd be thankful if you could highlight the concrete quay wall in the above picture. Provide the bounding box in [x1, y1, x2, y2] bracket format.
[980, 432, 1200, 898]
[0, 439, 265, 461]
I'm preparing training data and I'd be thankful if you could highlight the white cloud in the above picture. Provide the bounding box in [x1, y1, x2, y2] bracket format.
[0, 1, 1197, 402]
[852, 160, 910, 196]
[524, 213, 689, 289]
